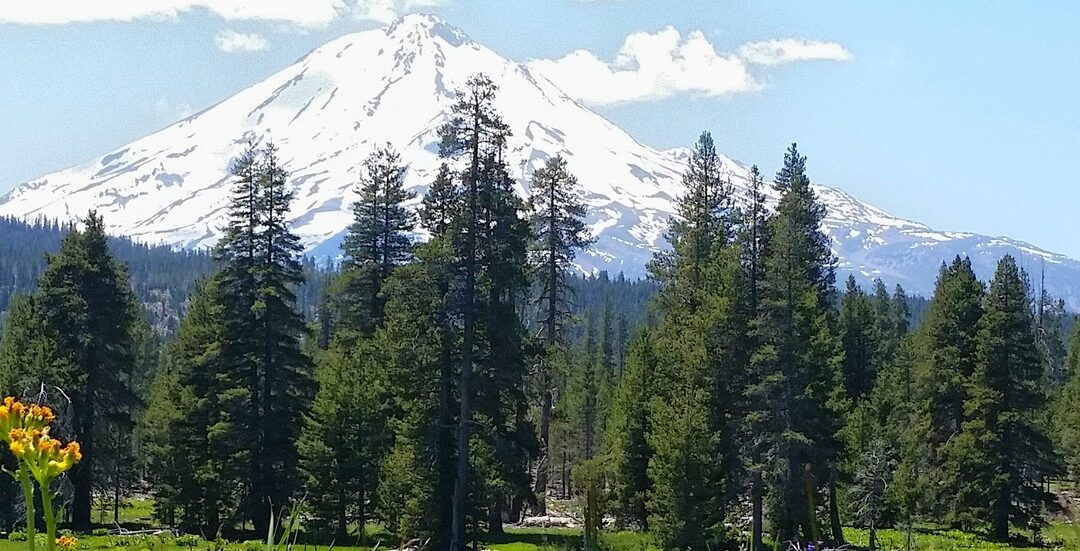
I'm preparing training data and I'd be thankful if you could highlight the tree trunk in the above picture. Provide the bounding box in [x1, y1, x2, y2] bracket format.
[752, 470, 764, 551]
[450, 111, 481, 551]
[829, 464, 845, 545]
[71, 396, 93, 531]
[487, 499, 504, 536]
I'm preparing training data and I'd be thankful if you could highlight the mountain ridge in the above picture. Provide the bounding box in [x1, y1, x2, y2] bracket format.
[3, 13, 1080, 306]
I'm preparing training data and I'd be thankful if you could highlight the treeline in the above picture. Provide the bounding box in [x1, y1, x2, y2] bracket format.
[0, 216, 214, 332]
[0, 72, 1078, 551]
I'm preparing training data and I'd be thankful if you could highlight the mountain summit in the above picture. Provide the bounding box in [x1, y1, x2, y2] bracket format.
[3, 14, 1079, 304]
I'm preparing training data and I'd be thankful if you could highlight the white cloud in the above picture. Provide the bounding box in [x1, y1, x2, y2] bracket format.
[739, 38, 854, 65]
[528, 27, 759, 106]
[358, 0, 445, 24]
[215, 29, 268, 52]
[529, 27, 853, 105]
[0, 0, 445, 26]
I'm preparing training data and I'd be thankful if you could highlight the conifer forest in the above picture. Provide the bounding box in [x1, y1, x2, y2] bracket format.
[1, 74, 1079, 551]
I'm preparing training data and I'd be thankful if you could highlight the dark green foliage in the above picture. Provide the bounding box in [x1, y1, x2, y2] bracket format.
[839, 276, 882, 401]
[527, 154, 593, 514]
[148, 143, 313, 536]
[632, 132, 742, 550]
[1056, 318, 1080, 479]
[142, 279, 234, 531]
[606, 330, 657, 529]
[746, 143, 844, 543]
[298, 339, 386, 540]
[337, 144, 416, 333]
[911, 256, 984, 522]
[952, 256, 1058, 539]
[1, 212, 146, 530]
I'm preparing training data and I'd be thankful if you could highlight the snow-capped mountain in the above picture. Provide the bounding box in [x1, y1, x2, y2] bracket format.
[3, 14, 1079, 306]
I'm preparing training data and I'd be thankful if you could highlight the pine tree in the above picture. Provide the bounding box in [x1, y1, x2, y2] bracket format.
[298, 339, 386, 540]
[25, 212, 143, 530]
[747, 144, 844, 543]
[438, 74, 532, 548]
[376, 243, 453, 542]
[839, 276, 881, 401]
[635, 131, 741, 549]
[605, 329, 657, 529]
[1055, 320, 1080, 479]
[144, 279, 235, 531]
[911, 256, 984, 521]
[212, 143, 313, 533]
[737, 164, 771, 551]
[527, 154, 592, 514]
[953, 256, 1058, 539]
[338, 144, 416, 333]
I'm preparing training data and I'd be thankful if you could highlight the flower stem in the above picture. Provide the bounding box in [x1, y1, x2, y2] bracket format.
[18, 467, 35, 551]
[41, 481, 56, 551]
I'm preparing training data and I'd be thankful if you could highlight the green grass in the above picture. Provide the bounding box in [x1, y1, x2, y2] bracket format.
[844, 524, 1080, 550]
[4, 519, 1079, 551]
[91, 498, 156, 527]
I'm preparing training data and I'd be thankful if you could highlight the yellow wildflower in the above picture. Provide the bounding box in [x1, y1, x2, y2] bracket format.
[56, 535, 77, 550]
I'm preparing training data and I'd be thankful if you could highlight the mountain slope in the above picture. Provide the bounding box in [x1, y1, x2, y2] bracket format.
[3, 14, 1079, 306]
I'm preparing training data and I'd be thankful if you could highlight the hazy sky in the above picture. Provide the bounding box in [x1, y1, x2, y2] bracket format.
[2, 1, 1079, 257]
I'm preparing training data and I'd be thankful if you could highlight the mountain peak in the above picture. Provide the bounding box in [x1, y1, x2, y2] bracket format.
[385, 13, 472, 48]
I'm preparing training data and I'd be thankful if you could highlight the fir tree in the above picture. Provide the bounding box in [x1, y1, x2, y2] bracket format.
[144, 279, 235, 531]
[747, 144, 843, 543]
[438, 74, 532, 548]
[28, 212, 143, 530]
[911, 256, 984, 521]
[636, 131, 741, 549]
[737, 163, 770, 551]
[338, 144, 417, 332]
[953, 256, 1058, 539]
[840, 276, 881, 401]
[298, 339, 386, 540]
[527, 154, 592, 514]
[212, 143, 313, 533]
[606, 330, 657, 529]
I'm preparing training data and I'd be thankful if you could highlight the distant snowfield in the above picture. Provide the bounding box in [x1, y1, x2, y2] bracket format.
[3, 14, 1079, 306]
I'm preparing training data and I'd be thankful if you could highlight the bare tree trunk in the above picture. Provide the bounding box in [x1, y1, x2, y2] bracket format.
[752, 470, 764, 551]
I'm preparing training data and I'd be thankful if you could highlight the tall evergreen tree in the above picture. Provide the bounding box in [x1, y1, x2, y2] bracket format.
[527, 154, 592, 514]
[338, 144, 416, 332]
[952, 256, 1058, 539]
[212, 143, 312, 533]
[143, 279, 235, 531]
[634, 131, 741, 549]
[911, 256, 984, 522]
[439, 74, 533, 549]
[18, 212, 144, 530]
[746, 144, 844, 543]
[298, 340, 386, 540]
[605, 330, 657, 529]
[839, 276, 881, 401]
[737, 164, 771, 551]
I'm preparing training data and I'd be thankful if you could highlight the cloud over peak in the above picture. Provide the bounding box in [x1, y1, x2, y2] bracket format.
[739, 38, 854, 65]
[528, 27, 852, 106]
[215, 29, 268, 52]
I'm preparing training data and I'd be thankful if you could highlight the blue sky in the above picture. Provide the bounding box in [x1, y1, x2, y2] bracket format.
[2, 1, 1079, 257]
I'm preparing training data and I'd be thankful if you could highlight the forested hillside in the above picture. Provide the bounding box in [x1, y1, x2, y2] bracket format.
[1, 74, 1078, 551]
[0, 216, 213, 332]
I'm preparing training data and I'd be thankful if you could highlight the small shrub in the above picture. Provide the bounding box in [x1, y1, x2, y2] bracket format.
[9, 531, 27, 541]
[176, 534, 200, 547]
[92, 528, 110, 536]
